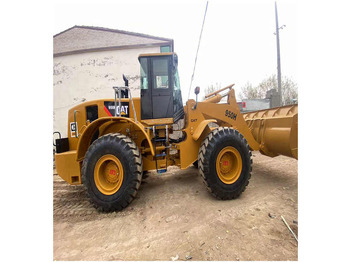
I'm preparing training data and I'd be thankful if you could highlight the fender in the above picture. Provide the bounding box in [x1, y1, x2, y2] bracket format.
[192, 119, 217, 141]
[76, 117, 154, 161]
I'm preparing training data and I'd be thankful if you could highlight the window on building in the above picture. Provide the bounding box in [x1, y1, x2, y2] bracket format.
[160, 46, 171, 53]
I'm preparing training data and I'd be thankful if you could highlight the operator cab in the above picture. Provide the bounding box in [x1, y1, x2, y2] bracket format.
[139, 52, 184, 123]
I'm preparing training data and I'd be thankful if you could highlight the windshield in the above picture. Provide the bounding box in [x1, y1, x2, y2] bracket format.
[173, 66, 184, 122]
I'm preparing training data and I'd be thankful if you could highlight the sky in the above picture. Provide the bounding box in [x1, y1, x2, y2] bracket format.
[54, 0, 297, 101]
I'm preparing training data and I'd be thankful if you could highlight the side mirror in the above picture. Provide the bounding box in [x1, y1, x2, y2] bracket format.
[194, 86, 200, 109]
[194, 86, 200, 95]
[123, 74, 129, 87]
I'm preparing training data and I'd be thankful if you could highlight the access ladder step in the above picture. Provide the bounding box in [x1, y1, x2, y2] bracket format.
[155, 153, 167, 158]
[153, 138, 167, 142]
[157, 169, 167, 174]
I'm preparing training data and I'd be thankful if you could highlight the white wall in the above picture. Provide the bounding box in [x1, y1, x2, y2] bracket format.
[53, 46, 160, 137]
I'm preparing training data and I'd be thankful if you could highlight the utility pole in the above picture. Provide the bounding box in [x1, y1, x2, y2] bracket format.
[274, 1, 284, 106]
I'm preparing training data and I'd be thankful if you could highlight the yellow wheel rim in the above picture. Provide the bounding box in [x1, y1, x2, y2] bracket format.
[216, 146, 242, 184]
[94, 154, 124, 195]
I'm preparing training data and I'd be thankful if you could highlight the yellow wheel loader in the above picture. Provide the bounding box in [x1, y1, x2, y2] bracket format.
[54, 52, 298, 212]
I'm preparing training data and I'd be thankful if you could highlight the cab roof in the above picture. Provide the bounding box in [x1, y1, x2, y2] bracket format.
[138, 52, 177, 60]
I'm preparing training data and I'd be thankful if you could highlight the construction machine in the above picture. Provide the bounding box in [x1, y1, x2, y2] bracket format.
[54, 52, 298, 212]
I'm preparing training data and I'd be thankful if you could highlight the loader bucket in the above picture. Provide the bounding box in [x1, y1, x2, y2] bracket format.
[243, 104, 298, 159]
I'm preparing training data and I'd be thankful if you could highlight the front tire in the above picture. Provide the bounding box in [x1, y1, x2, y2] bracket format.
[81, 133, 142, 212]
[198, 127, 252, 200]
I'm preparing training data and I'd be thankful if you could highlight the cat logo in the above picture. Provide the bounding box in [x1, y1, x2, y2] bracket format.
[70, 122, 77, 137]
[103, 101, 130, 117]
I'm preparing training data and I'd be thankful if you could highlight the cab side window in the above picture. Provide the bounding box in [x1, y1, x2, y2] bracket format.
[152, 57, 169, 89]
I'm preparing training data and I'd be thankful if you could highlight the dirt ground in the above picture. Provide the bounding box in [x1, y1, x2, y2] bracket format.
[53, 152, 298, 261]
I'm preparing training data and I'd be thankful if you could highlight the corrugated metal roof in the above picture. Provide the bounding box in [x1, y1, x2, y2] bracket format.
[54, 25, 173, 57]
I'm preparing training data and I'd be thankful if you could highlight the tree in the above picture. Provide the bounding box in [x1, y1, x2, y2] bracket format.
[238, 74, 298, 105]
[238, 82, 258, 100]
[202, 82, 221, 101]
[204, 82, 221, 97]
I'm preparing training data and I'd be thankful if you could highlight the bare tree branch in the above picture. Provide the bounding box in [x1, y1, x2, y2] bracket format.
[239, 74, 298, 105]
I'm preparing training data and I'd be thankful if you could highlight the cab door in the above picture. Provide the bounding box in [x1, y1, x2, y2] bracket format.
[150, 56, 173, 119]
[141, 56, 173, 120]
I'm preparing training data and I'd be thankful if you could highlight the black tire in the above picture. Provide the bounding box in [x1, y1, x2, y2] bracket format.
[198, 127, 252, 200]
[81, 133, 142, 212]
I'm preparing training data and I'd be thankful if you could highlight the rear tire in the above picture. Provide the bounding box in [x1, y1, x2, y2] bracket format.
[81, 133, 142, 212]
[198, 127, 252, 200]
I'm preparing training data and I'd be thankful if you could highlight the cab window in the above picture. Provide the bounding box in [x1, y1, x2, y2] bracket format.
[140, 58, 149, 90]
[152, 57, 169, 89]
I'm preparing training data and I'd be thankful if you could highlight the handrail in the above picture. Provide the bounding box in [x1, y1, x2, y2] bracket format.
[53, 131, 61, 146]
[113, 86, 138, 124]
[204, 84, 234, 98]
[73, 110, 79, 138]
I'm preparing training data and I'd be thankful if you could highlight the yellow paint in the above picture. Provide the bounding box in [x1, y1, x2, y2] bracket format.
[67, 98, 140, 150]
[141, 118, 173, 126]
[192, 119, 217, 141]
[204, 84, 234, 99]
[176, 88, 260, 169]
[243, 104, 298, 159]
[55, 150, 81, 184]
[55, 74, 298, 186]
[216, 146, 242, 184]
[203, 94, 223, 103]
[76, 117, 155, 162]
[94, 154, 124, 195]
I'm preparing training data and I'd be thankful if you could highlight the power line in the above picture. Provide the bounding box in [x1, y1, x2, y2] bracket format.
[187, 1, 209, 101]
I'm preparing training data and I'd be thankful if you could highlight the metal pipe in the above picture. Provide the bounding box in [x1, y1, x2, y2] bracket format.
[165, 125, 168, 141]
[143, 146, 166, 153]
[281, 215, 298, 242]
[113, 86, 138, 123]
[114, 89, 117, 116]
[203, 94, 222, 103]
[127, 87, 138, 124]
[204, 84, 234, 99]
[275, 1, 282, 106]
[118, 88, 121, 117]
[73, 110, 79, 138]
